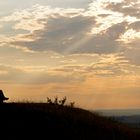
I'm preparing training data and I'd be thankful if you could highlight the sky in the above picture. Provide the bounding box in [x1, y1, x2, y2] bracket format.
[0, 0, 140, 109]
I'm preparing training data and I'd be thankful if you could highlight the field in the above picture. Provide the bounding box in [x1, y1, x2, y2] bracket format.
[0, 103, 140, 140]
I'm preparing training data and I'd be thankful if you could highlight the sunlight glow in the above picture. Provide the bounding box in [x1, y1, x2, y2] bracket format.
[0, 0, 140, 109]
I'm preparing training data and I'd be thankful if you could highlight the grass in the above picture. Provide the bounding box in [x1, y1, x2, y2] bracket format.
[0, 102, 140, 140]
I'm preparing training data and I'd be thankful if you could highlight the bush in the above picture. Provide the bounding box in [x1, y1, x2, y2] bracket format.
[46, 96, 75, 107]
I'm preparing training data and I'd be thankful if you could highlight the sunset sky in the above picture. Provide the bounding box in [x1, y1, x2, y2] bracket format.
[0, 0, 140, 109]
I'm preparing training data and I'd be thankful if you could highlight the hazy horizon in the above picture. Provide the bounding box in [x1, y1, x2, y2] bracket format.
[0, 0, 140, 109]
[95, 108, 140, 116]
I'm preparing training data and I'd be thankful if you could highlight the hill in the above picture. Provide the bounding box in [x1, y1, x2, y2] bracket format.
[0, 103, 140, 140]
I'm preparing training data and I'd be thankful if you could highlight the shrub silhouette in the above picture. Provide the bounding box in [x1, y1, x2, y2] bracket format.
[46, 96, 74, 107]
[54, 96, 58, 105]
[47, 97, 52, 104]
[46, 96, 67, 106]
[59, 96, 67, 106]
[69, 102, 75, 108]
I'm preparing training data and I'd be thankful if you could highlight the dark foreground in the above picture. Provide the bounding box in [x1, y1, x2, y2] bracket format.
[0, 103, 140, 140]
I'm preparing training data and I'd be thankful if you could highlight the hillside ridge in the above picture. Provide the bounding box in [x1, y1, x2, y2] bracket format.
[0, 103, 140, 140]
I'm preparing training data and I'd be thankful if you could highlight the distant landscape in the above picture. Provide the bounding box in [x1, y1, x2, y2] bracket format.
[95, 109, 140, 129]
[96, 109, 140, 116]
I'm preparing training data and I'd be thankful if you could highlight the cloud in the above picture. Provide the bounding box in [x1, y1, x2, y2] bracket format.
[124, 48, 140, 65]
[1, 1, 138, 55]
[1, 52, 138, 86]
[0, 4, 84, 31]
[0, 5, 92, 54]
[0, 1, 140, 66]
[6, 13, 127, 54]
[0, 64, 85, 84]
[87, 0, 140, 45]
[51, 53, 139, 77]
[118, 29, 140, 44]
[11, 15, 95, 53]
[0, 0, 140, 109]
[106, 0, 140, 18]
[129, 21, 140, 31]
